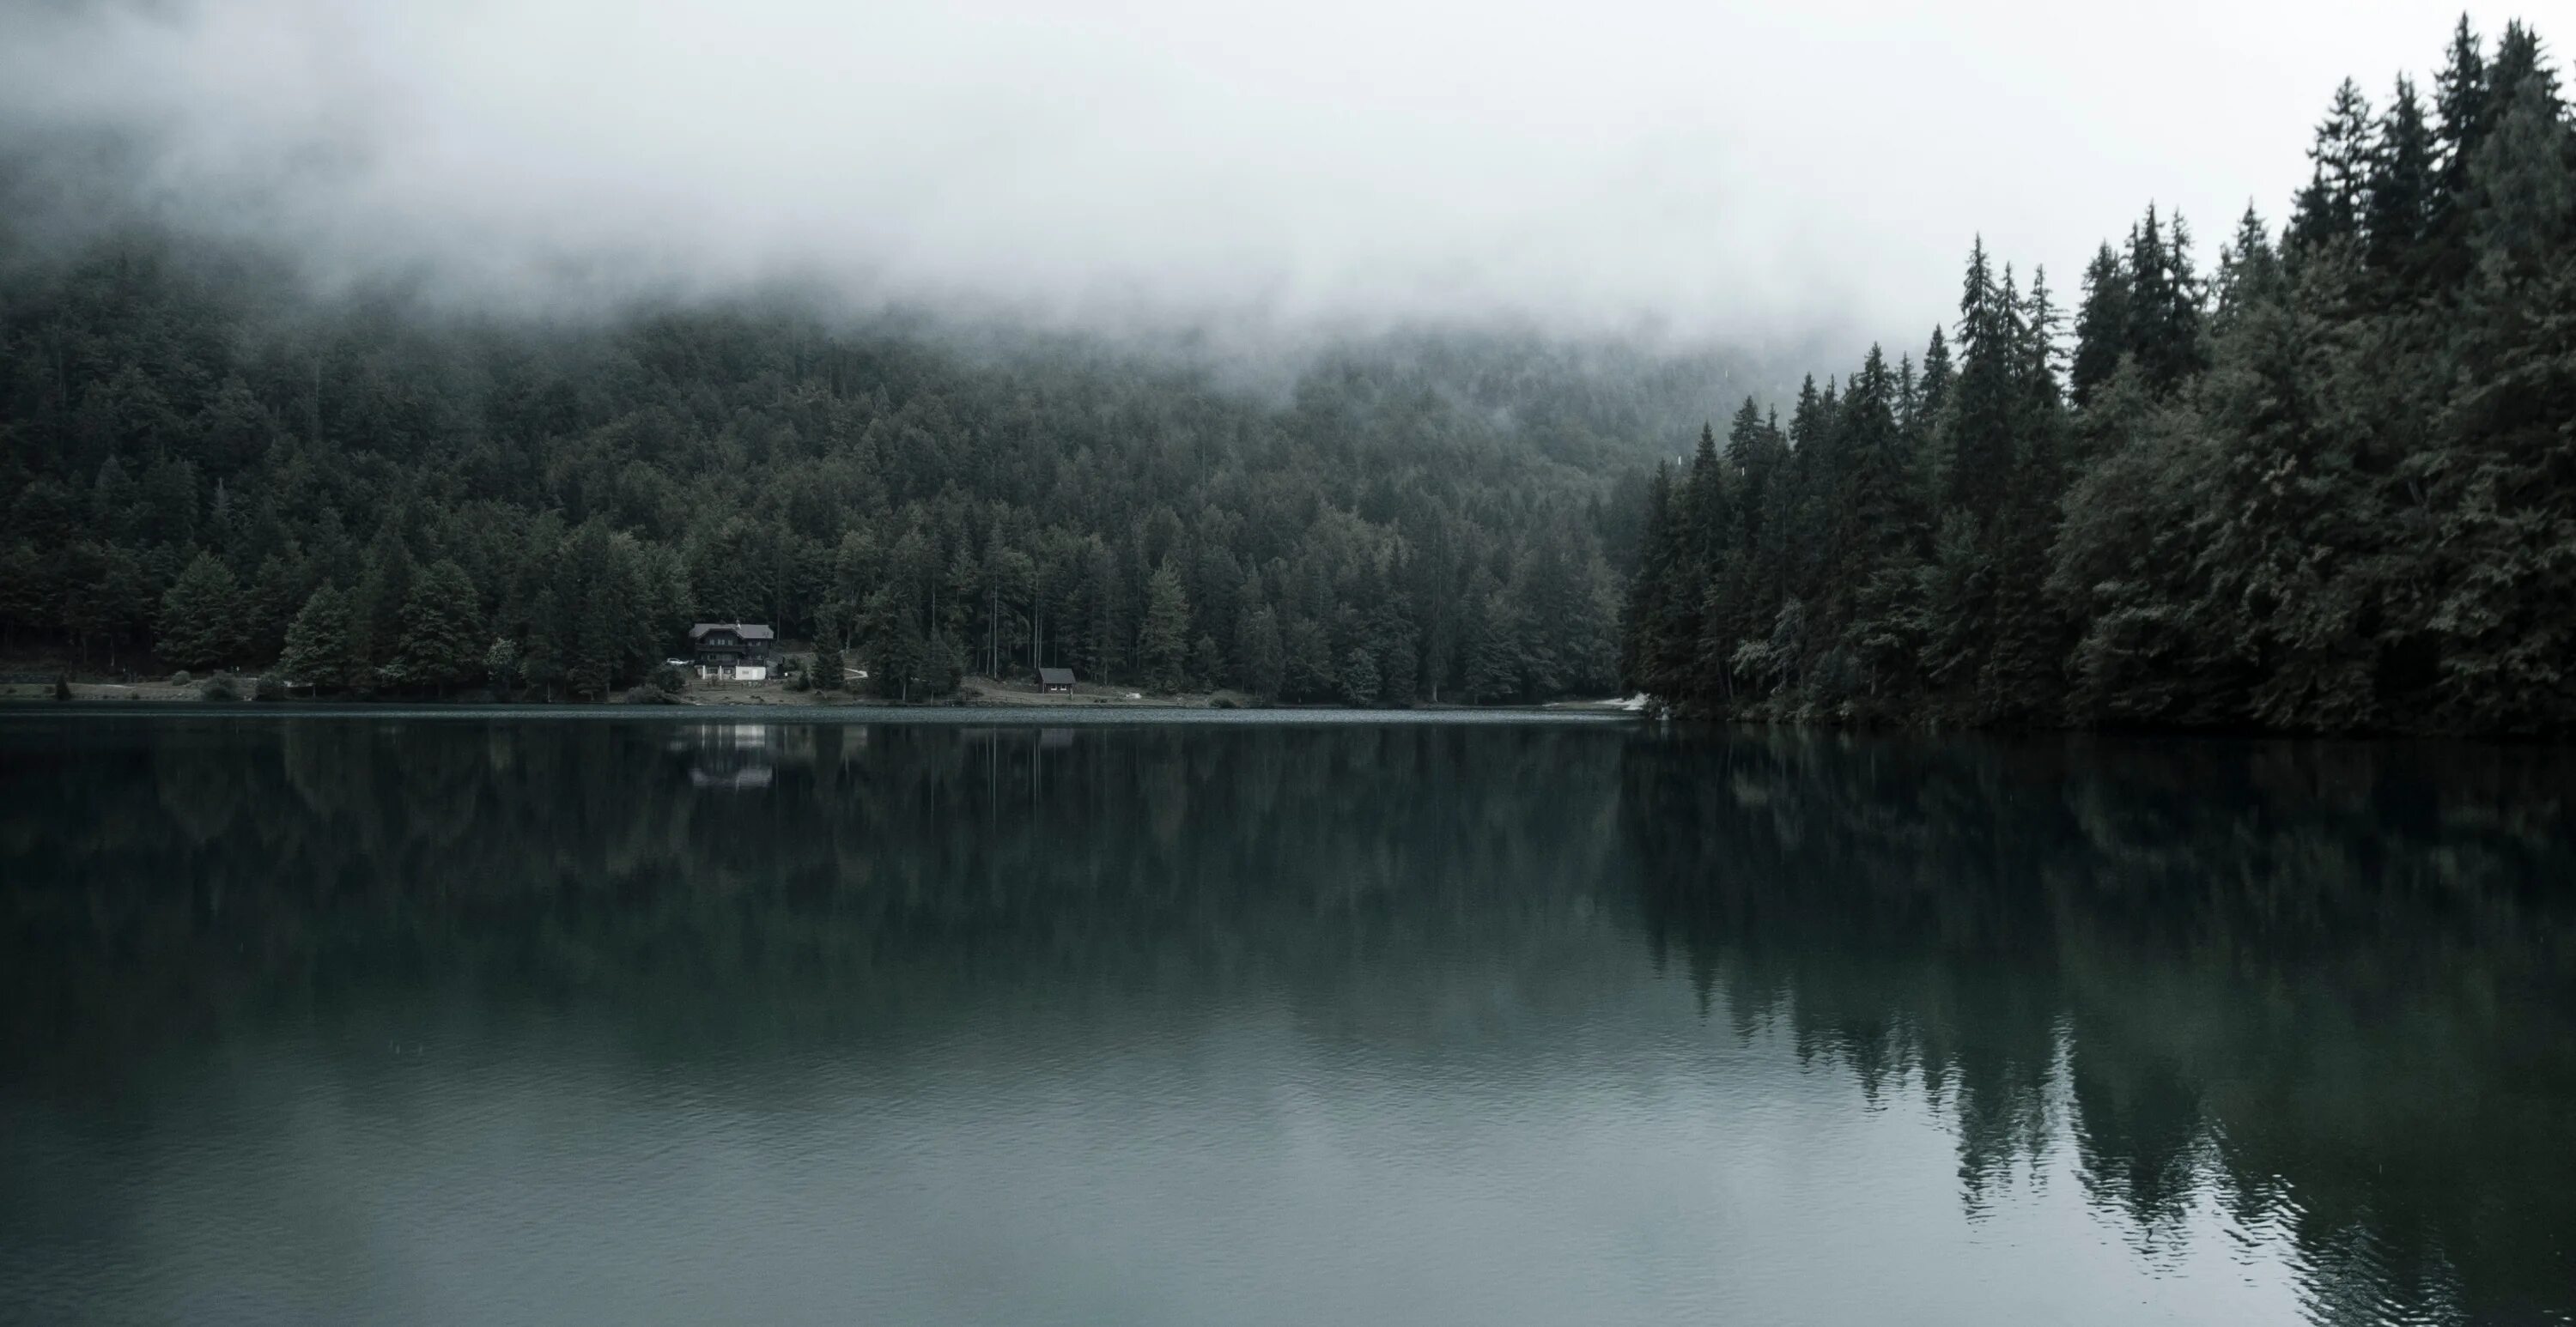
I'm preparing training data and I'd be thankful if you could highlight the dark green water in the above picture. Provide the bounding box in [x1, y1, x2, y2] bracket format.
[3, 713, 2571, 1325]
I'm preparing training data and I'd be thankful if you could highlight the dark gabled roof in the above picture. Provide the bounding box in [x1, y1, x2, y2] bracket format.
[689, 622, 776, 641]
[1037, 667, 1076, 685]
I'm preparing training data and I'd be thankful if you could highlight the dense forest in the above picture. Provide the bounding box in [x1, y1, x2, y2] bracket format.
[1623, 19, 2575, 735]
[7, 18, 2567, 728]
[0, 221, 1778, 702]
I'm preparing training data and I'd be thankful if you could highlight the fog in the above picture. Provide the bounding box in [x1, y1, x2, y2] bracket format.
[0, 0, 2516, 352]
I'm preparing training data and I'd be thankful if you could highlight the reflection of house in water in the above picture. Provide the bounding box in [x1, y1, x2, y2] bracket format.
[664, 723, 884, 791]
[672, 724, 781, 791]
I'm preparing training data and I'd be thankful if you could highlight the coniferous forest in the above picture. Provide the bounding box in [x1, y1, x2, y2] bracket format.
[3, 18, 2570, 730]
[0, 249, 1742, 702]
[1624, 18, 2575, 735]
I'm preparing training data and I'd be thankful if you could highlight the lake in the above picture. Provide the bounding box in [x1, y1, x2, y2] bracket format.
[3, 712, 2571, 1325]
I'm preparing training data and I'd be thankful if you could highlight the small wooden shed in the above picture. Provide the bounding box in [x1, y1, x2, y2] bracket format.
[1038, 667, 1075, 694]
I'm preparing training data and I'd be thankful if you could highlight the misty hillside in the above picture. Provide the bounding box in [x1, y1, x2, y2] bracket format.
[0, 224, 1780, 701]
[5, 10, 2566, 732]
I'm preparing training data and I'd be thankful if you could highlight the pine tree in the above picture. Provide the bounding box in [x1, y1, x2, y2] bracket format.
[1944, 239, 2018, 525]
[2071, 243, 2131, 407]
[812, 603, 847, 692]
[1684, 420, 1728, 568]
[560, 521, 640, 700]
[1917, 327, 1953, 422]
[1139, 558, 1191, 692]
[157, 551, 241, 672]
[1188, 633, 1224, 689]
[1366, 593, 1420, 706]
[2123, 206, 2207, 391]
[2421, 68, 2576, 730]
[1339, 643, 1382, 706]
[1282, 616, 1336, 701]
[1376, 628, 1419, 706]
[2291, 80, 2376, 252]
[277, 585, 355, 690]
[1832, 347, 1913, 594]
[393, 560, 483, 695]
[521, 586, 568, 700]
[245, 554, 307, 664]
[1462, 579, 1523, 703]
[352, 524, 414, 669]
[1620, 464, 1678, 693]
[82, 546, 158, 672]
[1236, 605, 1285, 700]
[2214, 207, 2285, 323]
[2433, 15, 2491, 201]
[2486, 22, 2558, 113]
[2366, 76, 2437, 276]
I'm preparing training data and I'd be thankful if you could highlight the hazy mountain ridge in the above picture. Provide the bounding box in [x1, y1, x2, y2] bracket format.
[0, 218, 1791, 703]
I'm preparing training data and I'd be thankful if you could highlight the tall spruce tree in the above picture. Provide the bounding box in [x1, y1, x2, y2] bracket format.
[2367, 75, 2439, 275]
[1139, 559, 1192, 693]
[1943, 239, 2018, 527]
[393, 560, 484, 694]
[2071, 243, 2132, 407]
[2292, 80, 2378, 252]
[156, 552, 241, 672]
[276, 585, 355, 690]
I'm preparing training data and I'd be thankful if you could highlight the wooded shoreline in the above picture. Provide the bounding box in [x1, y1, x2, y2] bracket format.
[1620, 20, 2574, 740]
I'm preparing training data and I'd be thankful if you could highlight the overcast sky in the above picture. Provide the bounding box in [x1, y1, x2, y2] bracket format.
[0, 0, 2529, 351]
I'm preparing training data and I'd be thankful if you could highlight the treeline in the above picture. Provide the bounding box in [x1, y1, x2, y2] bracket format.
[1623, 18, 2576, 735]
[0, 250, 1706, 703]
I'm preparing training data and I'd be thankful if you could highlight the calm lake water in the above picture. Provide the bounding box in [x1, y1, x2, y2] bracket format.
[3, 712, 2571, 1325]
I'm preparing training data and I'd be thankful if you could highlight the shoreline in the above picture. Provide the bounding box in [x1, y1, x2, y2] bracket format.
[0, 700, 1637, 724]
[2, 673, 1647, 720]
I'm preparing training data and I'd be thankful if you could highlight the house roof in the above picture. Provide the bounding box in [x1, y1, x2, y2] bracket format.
[689, 622, 776, 641]
[1038, 667, 1076, 685]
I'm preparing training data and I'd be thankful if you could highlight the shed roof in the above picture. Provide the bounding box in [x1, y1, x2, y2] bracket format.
[689, 622, 776, 641]
[1037, 667, 1076, 686]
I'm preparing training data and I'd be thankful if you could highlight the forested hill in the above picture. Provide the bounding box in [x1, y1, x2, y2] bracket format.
[1624, 17, 2576, 736]
[0, 224, 1783, 703]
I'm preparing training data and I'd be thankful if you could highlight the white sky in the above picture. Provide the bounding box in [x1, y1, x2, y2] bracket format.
[0, 0, 2536, 349]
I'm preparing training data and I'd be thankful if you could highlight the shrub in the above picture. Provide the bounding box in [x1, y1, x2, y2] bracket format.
[170, 670, 192, 686]
[53, 675, 73, 701]
[253, 676, 288, 702]
[198, 676, 240, 702]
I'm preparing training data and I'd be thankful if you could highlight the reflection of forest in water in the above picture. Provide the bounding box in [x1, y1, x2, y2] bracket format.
[3, 718, 2572, 1324]
[1624, 730, 2576, 1326]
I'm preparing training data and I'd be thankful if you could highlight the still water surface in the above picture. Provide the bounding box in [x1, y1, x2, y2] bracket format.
[2, 713, 2570, 1325]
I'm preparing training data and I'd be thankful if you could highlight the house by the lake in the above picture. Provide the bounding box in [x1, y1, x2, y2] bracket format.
[1038, 666, 1075, 694]
[690, 623, 775, 682]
